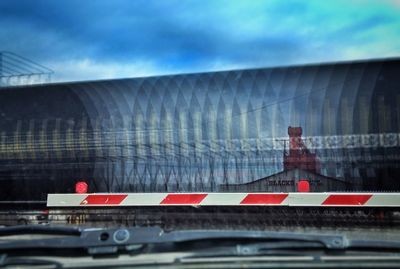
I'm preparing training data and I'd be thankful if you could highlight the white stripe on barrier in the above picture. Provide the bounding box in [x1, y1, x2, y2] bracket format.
[200, 193, 248, 206]
[48, 194, 86, 207]
[364, 193, 400, 207]
[288, 193, 328, 206]
[122, 193, 167, 206]
[46, 193, 400, 207]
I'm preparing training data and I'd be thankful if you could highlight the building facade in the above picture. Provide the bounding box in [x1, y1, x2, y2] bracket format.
[0, 58, 399, 200]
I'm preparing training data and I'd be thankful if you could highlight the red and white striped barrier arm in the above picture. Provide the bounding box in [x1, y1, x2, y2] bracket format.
[46, 193, 400, 207]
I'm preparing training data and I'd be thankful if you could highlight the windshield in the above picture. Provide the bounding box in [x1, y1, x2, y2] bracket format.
[1, 1, 400, 268]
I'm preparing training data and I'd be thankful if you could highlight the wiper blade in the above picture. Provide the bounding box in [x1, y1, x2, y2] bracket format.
[0, 225, 399, 255]
[0, 225, 82, 236]
[0, 254, 62, 268]
[180, 241, 328, 259]
[160, 229, 345, 249]
[0, 226, 344, 252]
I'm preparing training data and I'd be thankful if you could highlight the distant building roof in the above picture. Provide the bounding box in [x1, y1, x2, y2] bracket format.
[219, 168, 352, 192]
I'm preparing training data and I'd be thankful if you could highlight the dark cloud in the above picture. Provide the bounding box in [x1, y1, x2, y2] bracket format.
[0, 1, 303, 57]
[0, 0, 399, 81]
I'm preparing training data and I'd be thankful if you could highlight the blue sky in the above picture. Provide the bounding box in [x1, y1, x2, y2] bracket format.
[1, 0, 400, 82]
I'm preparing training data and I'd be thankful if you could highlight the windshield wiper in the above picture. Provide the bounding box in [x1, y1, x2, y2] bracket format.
[0, 225, 82, 236]
[0, 225, 399, 256]
[0, 254, 62, 268]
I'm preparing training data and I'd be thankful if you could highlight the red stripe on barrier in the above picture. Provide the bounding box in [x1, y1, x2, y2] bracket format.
[322, 194, 372, 205]
[160, 194, 207, 205]
[80, 194, 128, 205]
[240, 194, 288, 205]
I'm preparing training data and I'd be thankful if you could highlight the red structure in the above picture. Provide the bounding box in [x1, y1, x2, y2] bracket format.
[283, 127, 320, 174]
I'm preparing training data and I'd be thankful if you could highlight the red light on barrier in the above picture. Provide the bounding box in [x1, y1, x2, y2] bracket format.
[75, 181, 88, 194]
[297, 180, 310, 192]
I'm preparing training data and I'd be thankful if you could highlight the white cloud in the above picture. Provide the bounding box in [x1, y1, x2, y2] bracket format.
[46, 58, 169, 83]
[44, 58, 254, 83]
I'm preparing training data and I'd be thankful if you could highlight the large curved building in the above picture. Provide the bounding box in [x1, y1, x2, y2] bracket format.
[0, 58, 399, 201]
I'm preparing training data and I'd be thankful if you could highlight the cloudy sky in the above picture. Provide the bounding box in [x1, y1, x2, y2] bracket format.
[1, 0, 400, 82]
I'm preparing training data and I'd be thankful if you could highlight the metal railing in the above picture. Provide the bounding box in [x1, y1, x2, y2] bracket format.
[0, 51, 54, 87]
